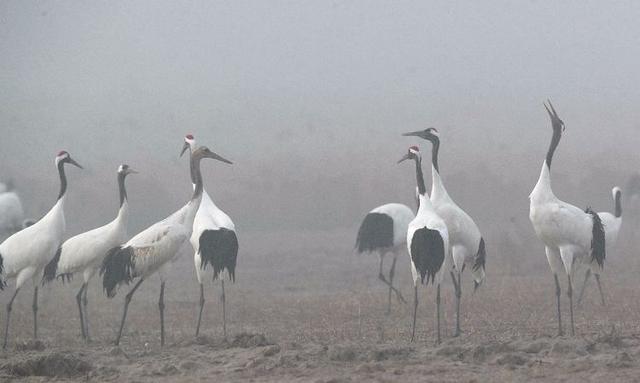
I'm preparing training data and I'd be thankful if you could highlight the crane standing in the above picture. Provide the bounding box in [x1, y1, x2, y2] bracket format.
[101, 145, 232, 346]
[403, 127, 487, 337]
[399, 146, 450, 344]
[0, 151, 82, 349]
[181, 134, 238, 338]
[42, 164, 137, 341]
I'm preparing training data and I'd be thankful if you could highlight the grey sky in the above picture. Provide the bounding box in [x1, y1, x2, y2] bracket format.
[1, 1, 639, 235]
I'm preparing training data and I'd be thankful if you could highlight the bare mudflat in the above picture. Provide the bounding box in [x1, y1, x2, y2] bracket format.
[0, 230, 638, 382]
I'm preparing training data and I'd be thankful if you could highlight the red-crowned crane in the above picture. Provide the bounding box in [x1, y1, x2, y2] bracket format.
[402, 127, 486, 337]
[529, 101, 606, 336]
[355, 203, 413, 313]
[398, 146, 450, 344]
[42, 164, 137, 341]
[100, 145, 231, 346]
[0, 151, 82, 349]
[577, 186, 622, 306]
[181, 134, 238, 338]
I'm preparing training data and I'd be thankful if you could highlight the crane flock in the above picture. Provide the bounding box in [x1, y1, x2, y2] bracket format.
[0, 102, 624, 348]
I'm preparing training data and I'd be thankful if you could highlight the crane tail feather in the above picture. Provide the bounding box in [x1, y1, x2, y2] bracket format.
[586, 207, 606, 269]
[100, 246, 135, 298]
[42, 247, 62, 285]
[198, 229, 238, 282]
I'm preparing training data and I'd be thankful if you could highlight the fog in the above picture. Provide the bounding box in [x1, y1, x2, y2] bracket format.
[2, 1, 640, 264]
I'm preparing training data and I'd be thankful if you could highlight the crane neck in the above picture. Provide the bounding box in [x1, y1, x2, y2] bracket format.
[430, 136, 440, 173]
[614, 191, 622, 218]
[190, 155, 204, 202]
[414, 156, 427, 196]
[546, 128, 562, 170]
[117, 172, 128, 207]
[57, 161, 68, 201]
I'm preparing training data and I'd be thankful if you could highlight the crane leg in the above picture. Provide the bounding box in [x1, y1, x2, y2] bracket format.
[82, 284, 90, 342]
[450, 271, 462, 337]
[221, 279, 227, 339]
[410, 285, 418, 342]
[32, 286, 38, 339]
[195, 284, 205, 337]
[436, 283, 441, 345]
[594, 273, 606, 306]
[3, 288, 20, 350]
[76, 283, 87, 340]
[115, 278, 144, 346]
[576, 269, 591, 306]
[567, 274, 575, 336]
[159, 281, 165, 347]
[554, 274, 563, 336]
[387, 256, 398, 314]
[378, 254, 406, 304]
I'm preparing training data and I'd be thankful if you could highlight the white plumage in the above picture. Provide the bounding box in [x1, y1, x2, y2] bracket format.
[183, 135, 238, 338]
[0, 190, 25, 240]
[403, 127, 487, 337]
[528, 101, 606, 336]
[0, 151, 82, 349]
[101, 145, 232, 346]
[42, 164, 136, 341]
[399, 146, 451, 344]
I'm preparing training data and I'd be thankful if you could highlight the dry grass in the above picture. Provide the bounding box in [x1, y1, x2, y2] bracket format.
[0, 228, 638, 381]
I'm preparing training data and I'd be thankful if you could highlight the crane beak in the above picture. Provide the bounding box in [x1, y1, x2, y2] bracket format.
[127, 168, 139, 175]
[180, 142, 190, 157]
[402, 130, 424, 138]
[208, 151, 233, 165]
[397, 153, 411, 164]
[67, 157, 83, 169]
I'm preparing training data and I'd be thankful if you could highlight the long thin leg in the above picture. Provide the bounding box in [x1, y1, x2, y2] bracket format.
[410, 285, 418, 342]
[83, 284, 90, 342]
[159, 281, 165, 347]
[436, 283, 441, 345]
[567, 274, 575, 336]
[32, 286, 38, 339]
[450, 271, 461, 337]
[378, 255, 406, 304]
[554, 274, 563, 336]
[221, 279, 227, 339]
[576, 269, 591, 306]
[3, 288, 20, 350]
[195, 283, 205, 337]
[76, 283, 87, 340]
[115, 278, 144, 346]
[594, 273, 606, 306]
[387, 256, 398, 314]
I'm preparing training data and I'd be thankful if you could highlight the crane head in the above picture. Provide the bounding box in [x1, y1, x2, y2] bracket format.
[192, 146, 233, 165]
[397, 145, 421, 163]
[544, 100, 565, 133]
[181, 134, 197, 157]
[402, 127, 439, 142]
[55, 151, 83, 169]
[118, 164, 138, 176]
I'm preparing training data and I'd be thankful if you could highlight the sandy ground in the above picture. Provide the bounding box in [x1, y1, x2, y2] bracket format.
[0, 229, 639, 382]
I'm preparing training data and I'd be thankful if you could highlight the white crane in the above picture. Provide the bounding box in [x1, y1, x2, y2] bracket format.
[398, 146, 450, 344]
[181, 134, 238, 338]
[100, 145, 232, 346]
[0, 151, 82, 349]
[355, 203, 413, 313]
[402, 127, 486, 337]
[42, 164, 137, 341]
[577, 186, 622, 306]
[0, 185, 26, 240]
[529, 101, 606, 336]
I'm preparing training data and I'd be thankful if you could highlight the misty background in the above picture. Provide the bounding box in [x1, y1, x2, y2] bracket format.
[2, 1, 640, 275]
